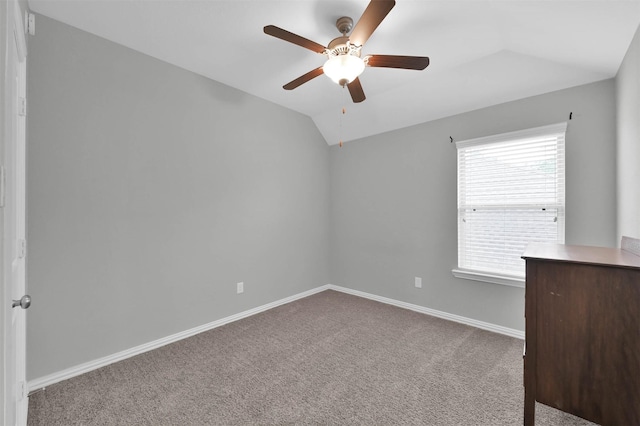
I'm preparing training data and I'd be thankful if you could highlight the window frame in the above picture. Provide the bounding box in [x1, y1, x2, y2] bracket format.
[452, 123, 567, 287]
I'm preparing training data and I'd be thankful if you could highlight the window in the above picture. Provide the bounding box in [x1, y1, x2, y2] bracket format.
[452, 123, 566, 287]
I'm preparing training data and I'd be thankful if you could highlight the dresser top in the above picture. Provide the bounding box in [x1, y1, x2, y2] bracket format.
[522, 243, 640, 269]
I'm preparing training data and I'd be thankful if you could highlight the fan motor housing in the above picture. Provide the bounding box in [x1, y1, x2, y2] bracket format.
[327, 36, 358, 56]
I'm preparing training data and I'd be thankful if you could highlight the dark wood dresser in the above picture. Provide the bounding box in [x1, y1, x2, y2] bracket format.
[522, 243, 640, 426]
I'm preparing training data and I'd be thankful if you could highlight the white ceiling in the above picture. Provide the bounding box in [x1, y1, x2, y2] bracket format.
[27, 0, 640, 145]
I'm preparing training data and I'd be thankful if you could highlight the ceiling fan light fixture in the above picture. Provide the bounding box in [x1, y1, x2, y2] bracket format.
[265, 0, 427, 103]
[323, 54, 365, 87]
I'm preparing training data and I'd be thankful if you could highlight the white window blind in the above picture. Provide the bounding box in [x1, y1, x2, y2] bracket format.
[455, 123, 566, 281]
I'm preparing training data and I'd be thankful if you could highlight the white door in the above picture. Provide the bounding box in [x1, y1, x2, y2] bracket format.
[3, 1, 29, 425]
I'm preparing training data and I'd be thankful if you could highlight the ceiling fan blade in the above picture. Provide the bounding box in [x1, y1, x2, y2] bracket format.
[283, 67, 325, 90]
[347, 77, 366, 103]
[366, 55, 430, 70]
[264, 25, 326, 54]
[349, 0, 396, 47]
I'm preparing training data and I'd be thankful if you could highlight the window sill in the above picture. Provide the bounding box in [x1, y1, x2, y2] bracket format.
[452, 268, 525, 288]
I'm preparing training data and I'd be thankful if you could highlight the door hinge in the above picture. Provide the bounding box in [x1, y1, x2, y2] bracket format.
[19, 381, 27, 400]
[26, 13, 35, 36]
[19, 97, 26, 117]
[18, 239, 26, 259]
[0, 166, 5, 208]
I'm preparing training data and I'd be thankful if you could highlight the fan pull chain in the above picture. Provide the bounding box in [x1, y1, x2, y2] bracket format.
[339, 106, 346, 147]
[338, 85, 350, 147]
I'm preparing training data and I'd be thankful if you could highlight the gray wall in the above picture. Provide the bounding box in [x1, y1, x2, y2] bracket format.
[616, 24, 640, 240]
[27, 15, 330, 380]
[330, 79, 617, 331]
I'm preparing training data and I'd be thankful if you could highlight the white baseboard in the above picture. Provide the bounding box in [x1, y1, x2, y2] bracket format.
[326, 284, 525, 340]
[27, 285, 331, 393]
[28, 283, 523, 392]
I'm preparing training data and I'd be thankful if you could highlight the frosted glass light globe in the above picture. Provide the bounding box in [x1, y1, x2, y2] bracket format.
[323, 54, 365, 86]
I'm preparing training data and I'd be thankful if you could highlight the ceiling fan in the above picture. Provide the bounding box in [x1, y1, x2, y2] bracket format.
[264, 0, 429, 103]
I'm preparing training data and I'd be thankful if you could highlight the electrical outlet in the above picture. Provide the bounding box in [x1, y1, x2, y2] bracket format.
[237, 282, 244, 294]
[415, 277, 422, 288]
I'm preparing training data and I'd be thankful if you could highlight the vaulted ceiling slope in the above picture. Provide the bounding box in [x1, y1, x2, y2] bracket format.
[28, 0, 640, 145]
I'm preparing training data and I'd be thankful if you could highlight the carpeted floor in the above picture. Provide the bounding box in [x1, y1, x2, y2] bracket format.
[28, 290, 595, 425]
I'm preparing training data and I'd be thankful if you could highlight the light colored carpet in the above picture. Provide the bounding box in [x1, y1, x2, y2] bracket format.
[28, 290, 595, 425]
